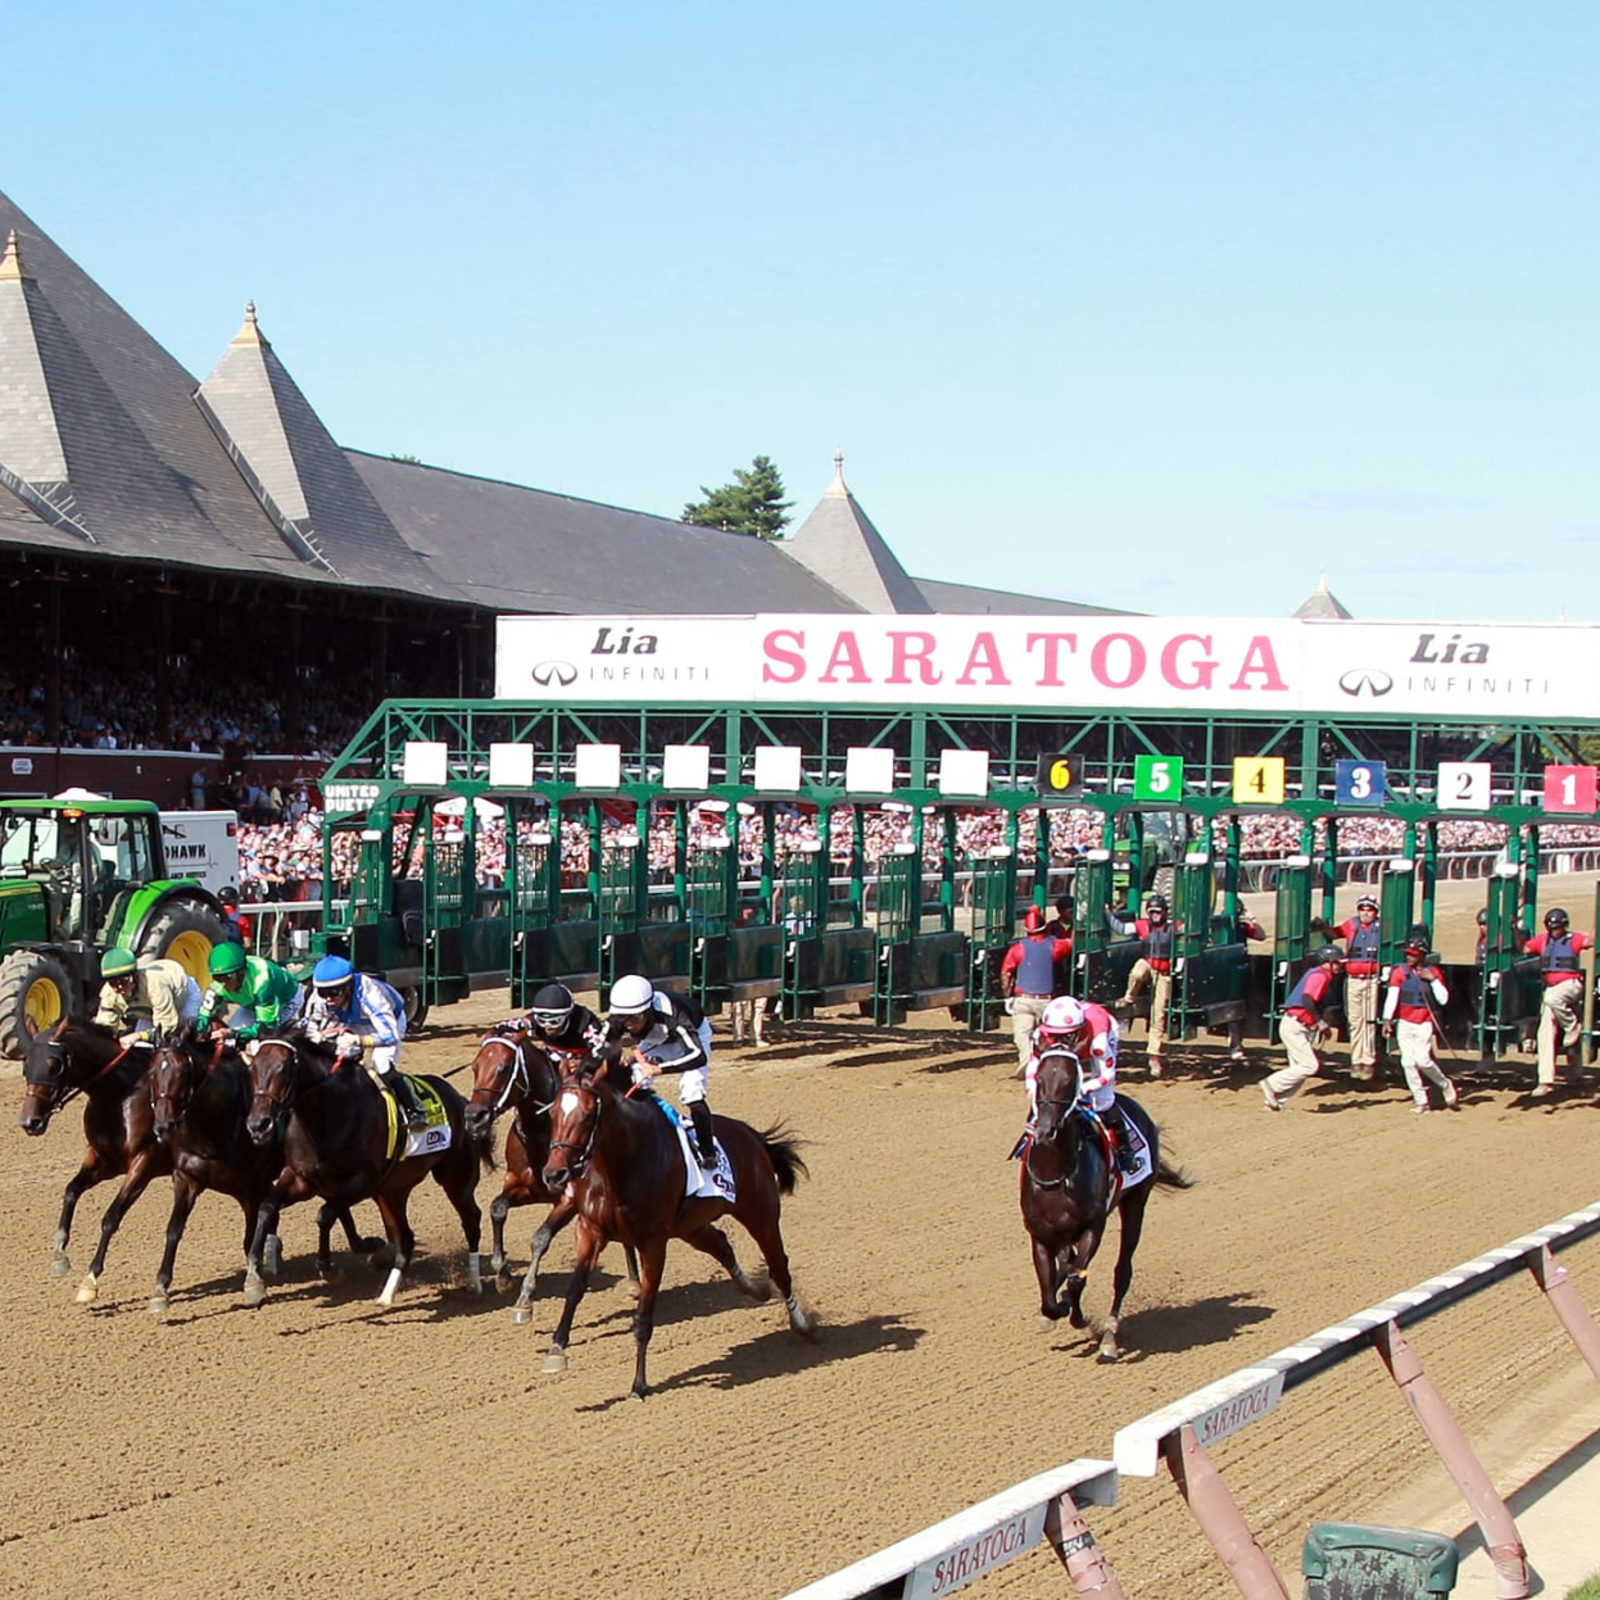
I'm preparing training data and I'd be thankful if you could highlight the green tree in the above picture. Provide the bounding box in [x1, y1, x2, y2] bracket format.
[681, 454, 793, 539]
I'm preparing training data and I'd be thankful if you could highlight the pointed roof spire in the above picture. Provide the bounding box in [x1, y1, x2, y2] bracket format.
[1294, 576, 1352, 619]
[230, 300, 264, 348]
[781, 454, 930, 613]
[0, 229, 25, 283]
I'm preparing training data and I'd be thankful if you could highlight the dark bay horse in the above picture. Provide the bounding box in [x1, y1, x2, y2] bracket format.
[243, 1029, 486, 1309]
[539, 1053, 816, 1399]
[146, 1029, 378, 1319]
[1022, 1048, 1194, 1362]
[462, 1022, 637, 1300]
[19, 1020, 172, 1304]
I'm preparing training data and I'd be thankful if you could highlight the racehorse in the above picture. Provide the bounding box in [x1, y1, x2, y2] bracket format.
[1021, 1047, 1194, 1362]
[242, 1028, 487, 1308]
[18, 1019, 173, 1304]
[538, 1050, 816, 1399]
[461, 1022, 638, 1297]
[146, 1028, 379, 1319]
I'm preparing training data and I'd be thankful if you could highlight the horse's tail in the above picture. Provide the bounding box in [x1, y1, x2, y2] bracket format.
[433, 1076, 498, 1175]
[1154, 1149, 1196, 1192]
[752, 1122, 809, 1195]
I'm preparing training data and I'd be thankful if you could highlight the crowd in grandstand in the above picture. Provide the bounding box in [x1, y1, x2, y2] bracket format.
[231, 800, 1600, 903]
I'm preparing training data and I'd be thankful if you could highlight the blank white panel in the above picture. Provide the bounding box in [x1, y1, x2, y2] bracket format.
[753, 745, 803, 790]
[662, 744, 711, 790]
[938, 748, 989, 797]
[488, 742, 535, 788]
[574, 743, 622, 788]
[402, 741, 448, 787]
[846, 746, 895, 793]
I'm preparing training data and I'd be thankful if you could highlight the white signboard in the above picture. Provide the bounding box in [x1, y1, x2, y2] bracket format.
[498, 614, 1600, 720]
[905, 1504, 1049, 1599]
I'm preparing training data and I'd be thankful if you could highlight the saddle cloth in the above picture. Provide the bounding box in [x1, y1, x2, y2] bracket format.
[1108, 1113, 1154, 1191]
[384, 1077, 453, 1161]
[655, 1100, 736, 1203]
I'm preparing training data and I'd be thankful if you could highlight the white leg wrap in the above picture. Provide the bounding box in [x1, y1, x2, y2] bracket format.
[377, 1266, 403, 1307]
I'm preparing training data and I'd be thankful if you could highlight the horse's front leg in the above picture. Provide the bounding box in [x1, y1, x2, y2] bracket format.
[628, 1237, 670, 1401]
[148, 1175, 201, 1319]
[52, 1151, 112, 1278]
[374, 1189, 415, 1308]
[330, 1203, 383, 1258]
[243, 1188, 289, 1306]
[1097, 1195, 1150, 1363]
[76, 1149, 162, 1305]
[542, 1220, 602, 1369]
[1032, 1237, 1066, 1329]
[1064, 1229, 1101, 1330]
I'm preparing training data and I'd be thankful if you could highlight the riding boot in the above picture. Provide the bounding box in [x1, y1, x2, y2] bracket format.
[689, 1100, 718, 1168]
[1102, 1103, 1139, 1174]
[381, 1068, 428, 1130]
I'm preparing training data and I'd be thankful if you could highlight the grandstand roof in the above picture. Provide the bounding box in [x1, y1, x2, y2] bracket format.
[911, 575, 1134, 615]
[780, 454, 931, 613]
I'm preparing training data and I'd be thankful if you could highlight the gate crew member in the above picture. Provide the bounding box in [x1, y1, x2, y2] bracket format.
[1107, 893, 1177, 1077]
[303, 954, 424, 1130]
[1225, 903, 1268, 1063]
[1381, 929, 1459, 1114]
[606, 974, 719, 1169]
[1313, 893, 1382, 1081]
[197, 942, 303, 1041]
[1261, 947, 1346, 1111]
[1522, 907, 1591, 1099]
[1000, 907, 1073, 1080]
[96, 948, 203, 1048]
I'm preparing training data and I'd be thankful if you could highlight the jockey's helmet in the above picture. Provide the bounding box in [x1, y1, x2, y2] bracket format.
[1023, 906, 1046, 934]
[607, 973, 655, 1017]
[1402, 930, 1430, 957]
[209, 942, 247, 978]
[100, 946, 138, 980]
[1544, 907, 1570, 931]
[1315, 945, 1346, 966]
[312, 954, 356, 992]
[1356, 894, 1379, 913]
[1039, 995, 1086, 1035]
[529, 982, 574, 1030]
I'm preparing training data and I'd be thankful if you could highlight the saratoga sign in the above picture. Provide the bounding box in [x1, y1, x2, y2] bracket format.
[496, 614, 1600, 720]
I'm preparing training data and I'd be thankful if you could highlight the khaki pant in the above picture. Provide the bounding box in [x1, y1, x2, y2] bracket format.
[730, 998, 765, 1046]
[1264, 1015, 1323, 1102]
[1345, 972, 1380, 1073]
[1394, 1018, 1453, 1106]
[1536, 978, 1584, 1086]
[1122, 960, 1171, 1060]
[1011, 993, 1049, 1076]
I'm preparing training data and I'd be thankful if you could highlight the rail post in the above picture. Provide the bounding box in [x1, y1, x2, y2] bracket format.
[1162, 1425, 1291, 1600]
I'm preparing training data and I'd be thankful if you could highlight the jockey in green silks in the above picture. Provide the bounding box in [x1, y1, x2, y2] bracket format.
[196, 942, 304, 1042]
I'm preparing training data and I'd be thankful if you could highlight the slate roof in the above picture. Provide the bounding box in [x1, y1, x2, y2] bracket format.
[348, 451, 861, 616]
[779, 455, 932, 613]
[1294, 577, 1353, 619]
[912, 576, 1134, 616]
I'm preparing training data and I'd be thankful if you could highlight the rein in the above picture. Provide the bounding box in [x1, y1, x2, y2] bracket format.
[548, 1081, 602, 1176]
[25, 1036, 139, 1117]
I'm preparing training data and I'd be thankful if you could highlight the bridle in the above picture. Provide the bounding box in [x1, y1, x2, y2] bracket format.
[547, 1077, 602, 1180]
[473, 1028, 555, 1120]
[23, 1030, 138, 1121]
[148, 1036, 228, 1129]
[1027, 1048, 1087, 1192]
[248, 1036, 328, 1122]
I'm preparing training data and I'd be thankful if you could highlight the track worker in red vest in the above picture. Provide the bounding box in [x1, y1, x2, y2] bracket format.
[1107, 893, 1177, 1077]
[1312, 893, 1382, 1081]
[1261, 947, 1346, 1111]
[1381, 929, 1459, 1114]
[999, 907, 1073, 1080]
[1522, 907, 1592, 1099]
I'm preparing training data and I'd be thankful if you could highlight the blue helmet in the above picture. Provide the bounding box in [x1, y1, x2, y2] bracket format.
[312, 954, 355, 991]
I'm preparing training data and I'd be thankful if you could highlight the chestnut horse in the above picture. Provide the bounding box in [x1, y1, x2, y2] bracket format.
[242, 1029, 487, 1309]
[538, 1052, 816, 1399]
[18, 1020, 170, 1304]
[461, 1022, 637, 1301]
[146, 1028, 377, 1318]
[1022, 1047, 1193, 1361]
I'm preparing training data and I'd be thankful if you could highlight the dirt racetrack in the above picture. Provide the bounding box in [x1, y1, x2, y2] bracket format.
[3, 879, 1599, 1599]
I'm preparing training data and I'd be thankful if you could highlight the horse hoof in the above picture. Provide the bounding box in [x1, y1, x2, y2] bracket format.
[74, 1275, 98, 1305]
[1068, 1311, 1089, 1330]
[148, 1295, 169, 1320]
[1037, 1314, 1056, 1333]
[1097, 1347, 1123, 1364]
[542, 1350, 568, 1374]
[263, 1237, 283, 1276]
[512, 1305, 533, 1326]
[49, 1255, 71, 1280]
[242, 1272, 266, 1308]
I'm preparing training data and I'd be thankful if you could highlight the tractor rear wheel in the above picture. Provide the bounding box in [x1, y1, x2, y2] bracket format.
[0, 949, 74, 1059]
[138, 903, 230, 987]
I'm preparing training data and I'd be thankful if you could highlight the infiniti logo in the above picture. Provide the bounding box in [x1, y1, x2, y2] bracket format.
[531, 660, 578, 688]
[1338, 668, 1393, 698]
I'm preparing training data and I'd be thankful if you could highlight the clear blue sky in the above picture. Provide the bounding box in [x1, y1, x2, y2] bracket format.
[6, 3, 1598, 621]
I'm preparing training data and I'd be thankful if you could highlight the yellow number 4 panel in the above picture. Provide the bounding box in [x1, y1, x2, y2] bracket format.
[1232, 755, 1286, 805]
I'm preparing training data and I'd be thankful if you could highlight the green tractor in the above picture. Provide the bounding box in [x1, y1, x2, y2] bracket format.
[0, 796, 230, 1057]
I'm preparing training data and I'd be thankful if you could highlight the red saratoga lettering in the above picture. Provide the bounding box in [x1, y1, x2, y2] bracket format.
[1026, 632, 1079, 686]
[956, 631, 1011, 687]
[1230, 635, 1288, 692]
[820, 632, 869, 683]
[762, 629, 805, 684]
[888, 631, 941, 685]
[1090, 633, 1146, 689]
[1160, 633, 1216, 691]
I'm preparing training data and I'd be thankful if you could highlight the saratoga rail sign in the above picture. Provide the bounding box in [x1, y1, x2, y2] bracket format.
[496, 614, 1600, 720]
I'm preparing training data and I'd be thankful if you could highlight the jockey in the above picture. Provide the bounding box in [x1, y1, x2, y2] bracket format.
[95, 948, 203, 1049]
[1028, 995, 1139, 1174]
[302, 954, 424, 1130]
[196, 941, 304, 1042]
[521, 981, 604, 1065]
[606, 973, 718, 1169]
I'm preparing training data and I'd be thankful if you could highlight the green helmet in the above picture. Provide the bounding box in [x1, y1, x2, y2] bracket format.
[101, 947, 138, 979]
[209, 942, 247, 978]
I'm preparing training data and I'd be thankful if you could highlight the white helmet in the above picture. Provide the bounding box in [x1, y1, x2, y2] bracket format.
[1040, 996, 1086, 1033]
[608, 974, 656, 1017]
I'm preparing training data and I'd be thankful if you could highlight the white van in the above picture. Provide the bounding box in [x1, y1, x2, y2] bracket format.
[157, 811, 241, 897]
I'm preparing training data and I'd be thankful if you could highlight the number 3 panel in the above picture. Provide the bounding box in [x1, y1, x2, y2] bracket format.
[1334, 759, 1387, 807]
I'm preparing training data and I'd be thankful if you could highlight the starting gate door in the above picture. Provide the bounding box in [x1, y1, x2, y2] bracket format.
[1378, 857, 1418, 966]
[421, 823, 471, 1010]
[597, 824, 644, 991]
[1270, 854, 1313, 1029]
[964, 842, 1016, 1031]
